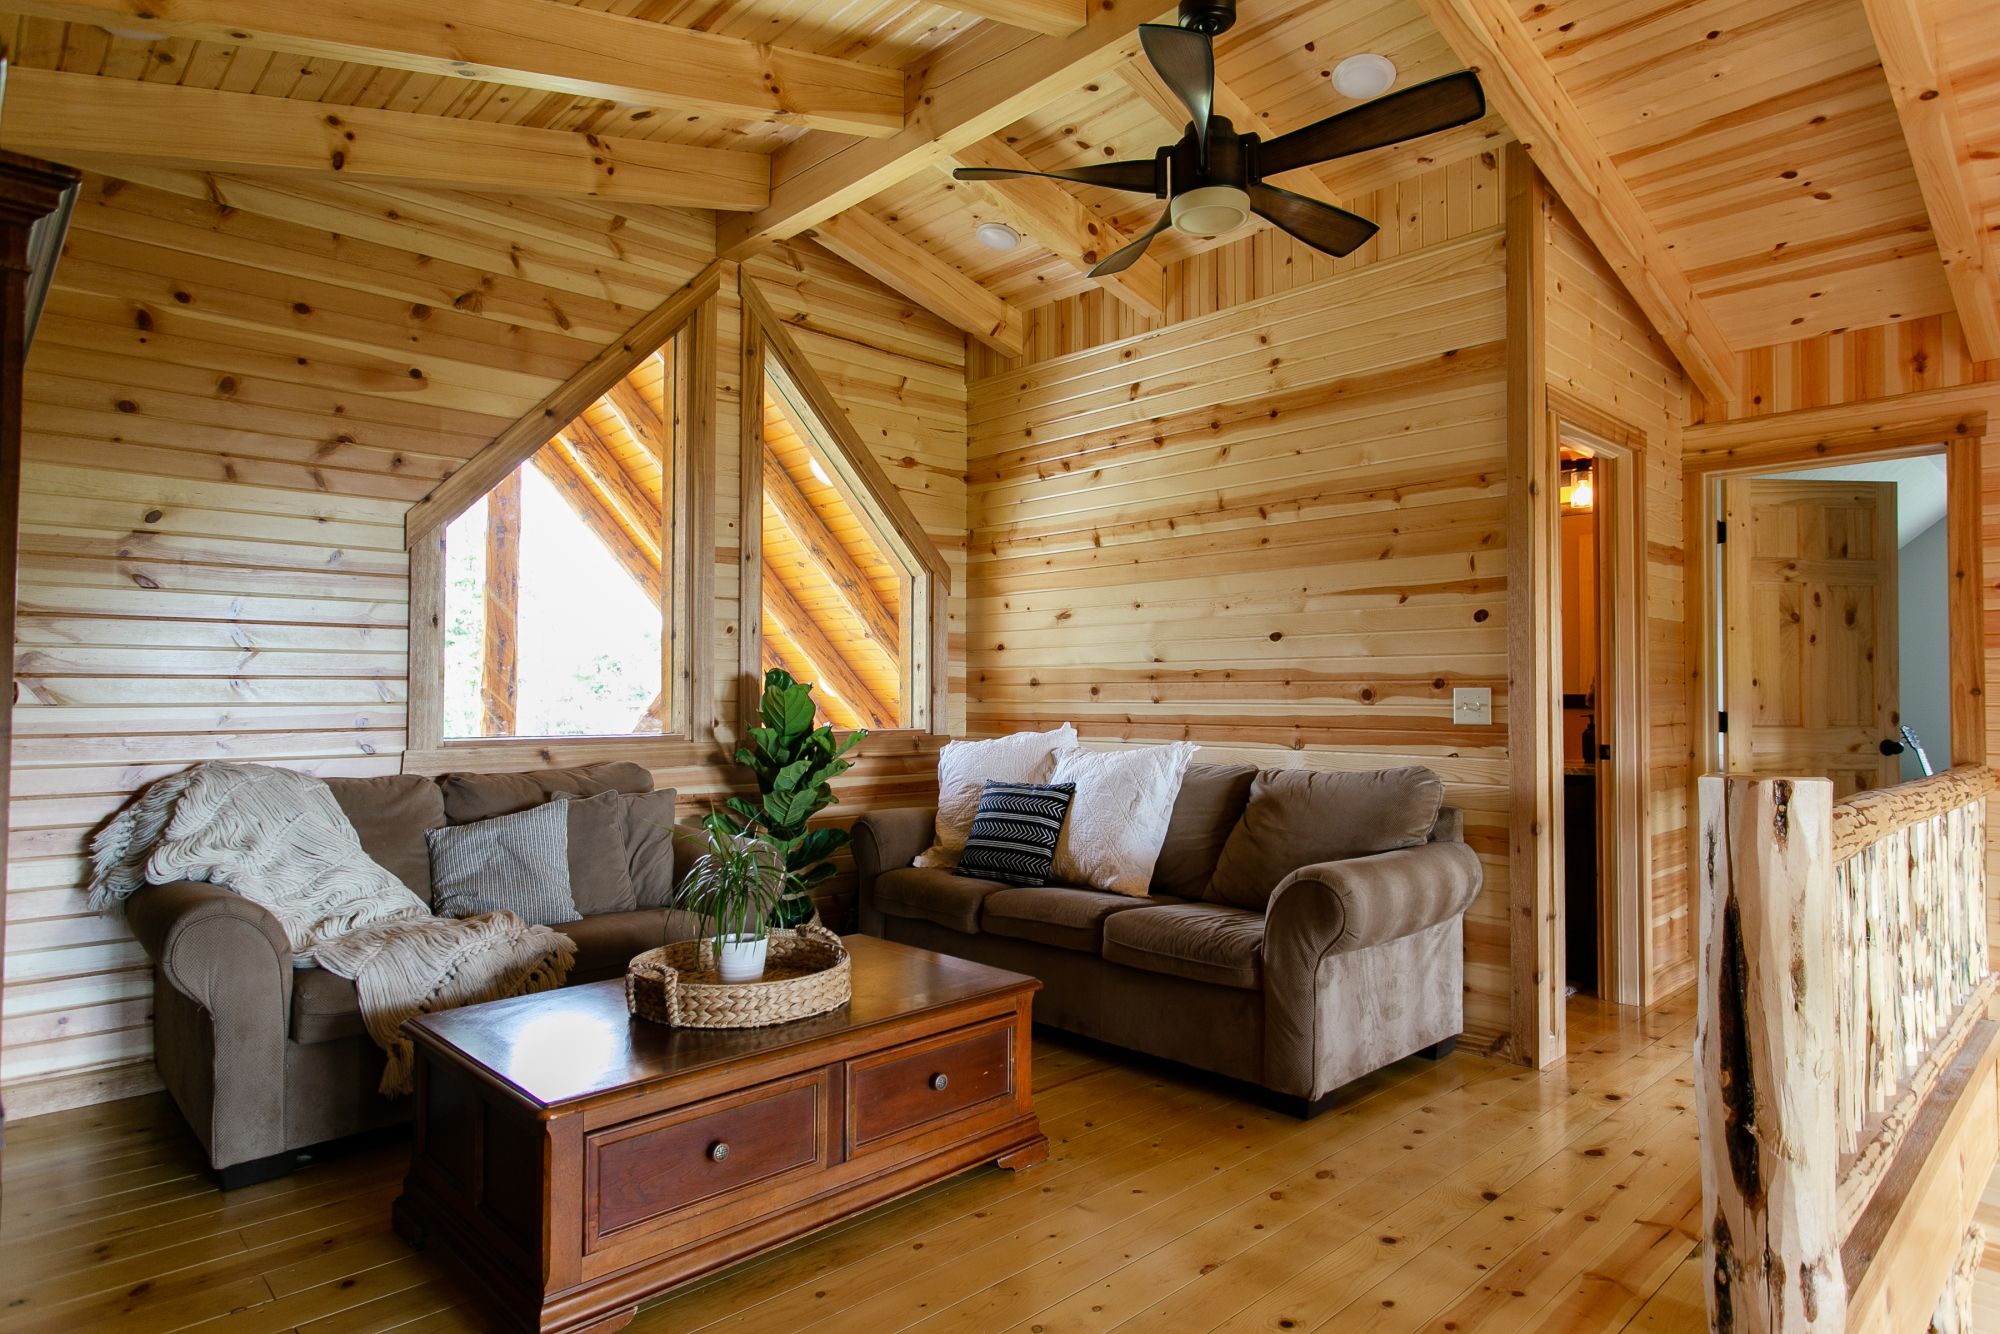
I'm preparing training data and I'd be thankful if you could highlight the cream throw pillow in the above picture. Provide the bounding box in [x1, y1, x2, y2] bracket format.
[917, 724, 1079, 868]
[1050, 741, 1198, 896]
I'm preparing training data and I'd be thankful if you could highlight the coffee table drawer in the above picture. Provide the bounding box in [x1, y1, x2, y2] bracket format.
[586, 1070, 828, 1243]
[848, 1018, 1016, 1151]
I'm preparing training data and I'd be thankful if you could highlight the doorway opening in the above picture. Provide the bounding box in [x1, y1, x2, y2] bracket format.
[1712, 454, 1954, 794]
[1548, 412, 1646, 1007]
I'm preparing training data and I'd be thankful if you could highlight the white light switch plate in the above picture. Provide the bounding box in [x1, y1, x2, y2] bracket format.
[1452, 687, 1492, 725]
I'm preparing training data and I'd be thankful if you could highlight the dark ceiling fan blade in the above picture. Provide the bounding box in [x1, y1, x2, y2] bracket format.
[1139, 23, 1214, 157]
[1257, 71, 1485, 177]
[1089, 206, 1174, 277]
[1248, 182, 1379, 258]
[951, 159, 1162, 193]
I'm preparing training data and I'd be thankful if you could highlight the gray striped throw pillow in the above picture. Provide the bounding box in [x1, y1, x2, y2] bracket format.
[426, 799, 580, 925]
[953, 781, 1075, 887]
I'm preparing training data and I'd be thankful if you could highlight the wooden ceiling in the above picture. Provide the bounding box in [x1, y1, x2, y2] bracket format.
[1, 0, 1994, 411]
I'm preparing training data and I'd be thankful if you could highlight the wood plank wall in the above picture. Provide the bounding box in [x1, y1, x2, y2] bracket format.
[965, 154, 1518, 1052]
[4, 175, 965, 1116]
[1542, 199, 1696, 1000]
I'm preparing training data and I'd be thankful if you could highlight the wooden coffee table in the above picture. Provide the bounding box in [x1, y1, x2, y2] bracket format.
[392, 934, 1048, 1333]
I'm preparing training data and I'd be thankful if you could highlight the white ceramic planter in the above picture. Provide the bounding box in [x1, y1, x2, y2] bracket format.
[714, 933, 769, 982]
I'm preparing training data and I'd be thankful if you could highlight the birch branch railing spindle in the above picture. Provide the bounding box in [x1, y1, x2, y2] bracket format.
[1697, 767, 2000, 1334]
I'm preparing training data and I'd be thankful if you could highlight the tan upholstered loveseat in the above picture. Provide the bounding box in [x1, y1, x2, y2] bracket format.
[854, 762, 1482, 1116]
[124, 761, 700, 1186]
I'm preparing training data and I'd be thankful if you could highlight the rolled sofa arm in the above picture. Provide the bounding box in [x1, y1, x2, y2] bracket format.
[124, 880, 294, 1170]
[126, 880, 294, 1016]
[852, 806, 937, 936]
[1265, 841, 1483, 963]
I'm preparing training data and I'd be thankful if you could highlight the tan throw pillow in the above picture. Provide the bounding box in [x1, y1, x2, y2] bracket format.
[1207, 766, 1445, 909]
[916, 724, 1079, 869]
[556, 791, 639, 916]
[1048, 741, 1197, 897]
[619, 789, 681, 908]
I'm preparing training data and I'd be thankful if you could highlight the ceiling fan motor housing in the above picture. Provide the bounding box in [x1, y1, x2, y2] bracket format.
[1168, 118, 1254, 237]
[1177, 0, 1238, 35]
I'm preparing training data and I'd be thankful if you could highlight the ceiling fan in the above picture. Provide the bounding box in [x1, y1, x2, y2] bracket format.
[952, 0, 1486, 275]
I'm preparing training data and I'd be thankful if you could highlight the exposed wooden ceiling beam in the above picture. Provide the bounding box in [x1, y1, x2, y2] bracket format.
[760, 564, 898, 730]
[1861, 0, 2000, 362]
[554, 420, 660, 558]
[0, 70, 768, 212]
[0, 0, 905, 138]
[1414, 0, 1739, 403]
[810, 207, 1026, 355]
[762, 449, 901, 653]
[952, 136, 1166, 318]
[717, 0, 1172, 260]
[939, 1, 1084, 36]
[603, 379, 670, 464]
[529, 449, 660, 601]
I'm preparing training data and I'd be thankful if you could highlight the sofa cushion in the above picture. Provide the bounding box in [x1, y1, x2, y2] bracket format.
[560, 790, 639, 916]
[872, 866, 1013, 934]
[981, 885, 1169, 953]
[1147, 763, 1257, 899]
[326, 775, 446, 905]
[559, 908, 702, 981]
[620, 790, 681, 908]
[427, 803, 579, 926]
[438, 761, 653, 825]
[1207, 766, 1445, 909]
[1102, 903, 1266, 990]
[290, 965, 364, 1045]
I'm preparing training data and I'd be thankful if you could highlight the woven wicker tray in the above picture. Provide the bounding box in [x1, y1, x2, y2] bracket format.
[625, 922, 851, 1029]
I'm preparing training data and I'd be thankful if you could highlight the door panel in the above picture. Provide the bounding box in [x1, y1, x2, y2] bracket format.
[1722, 479, 1900, 797]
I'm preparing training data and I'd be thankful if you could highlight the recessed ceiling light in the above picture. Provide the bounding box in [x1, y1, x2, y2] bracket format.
[974, 221, 1023, 251]
[1332, 53, 1398, 100]
[808, 456, 832, 487]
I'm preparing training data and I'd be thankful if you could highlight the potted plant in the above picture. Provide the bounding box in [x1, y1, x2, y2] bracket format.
[708, 669, 866, 928]
[673, 823, 786, 982]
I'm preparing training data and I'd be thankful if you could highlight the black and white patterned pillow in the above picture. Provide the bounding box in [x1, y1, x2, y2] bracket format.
[953, 781, 1076, 887]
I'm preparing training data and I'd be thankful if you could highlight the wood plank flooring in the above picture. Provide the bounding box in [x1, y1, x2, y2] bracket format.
[0, 992, 1707, 1333]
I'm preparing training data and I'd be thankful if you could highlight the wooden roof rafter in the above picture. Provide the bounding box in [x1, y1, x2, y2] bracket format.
[0, 71, 769, 212]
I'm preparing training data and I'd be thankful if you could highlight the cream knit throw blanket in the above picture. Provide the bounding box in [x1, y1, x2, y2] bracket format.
[89, 762, 574, 1095]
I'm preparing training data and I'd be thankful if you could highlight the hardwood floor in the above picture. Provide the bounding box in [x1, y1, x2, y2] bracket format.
[0, 991, 1706, 1333]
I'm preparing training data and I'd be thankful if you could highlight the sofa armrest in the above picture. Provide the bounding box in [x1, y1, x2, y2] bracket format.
[852, 807, 936, 936]
[1265, 841, 1483, 962]
[126, 880, 294, 1019]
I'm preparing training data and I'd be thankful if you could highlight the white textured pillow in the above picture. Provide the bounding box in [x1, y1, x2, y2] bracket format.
[1049, 742, 1198, 896]
[916, 724, 1079, 868]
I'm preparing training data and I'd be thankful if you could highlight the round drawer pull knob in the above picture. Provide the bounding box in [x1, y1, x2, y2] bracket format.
[709, 1141, 730, 1162]
[930, 1073, 950, 1092]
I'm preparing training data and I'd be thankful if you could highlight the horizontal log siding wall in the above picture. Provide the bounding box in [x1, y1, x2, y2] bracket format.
[965, 203, 1514, 1049]
[1542, 199, 1696, 1000]
[4, 175, 964, 1115]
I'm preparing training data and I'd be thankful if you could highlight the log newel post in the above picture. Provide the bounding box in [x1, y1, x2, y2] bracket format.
[1696, 774, 1846, 1333]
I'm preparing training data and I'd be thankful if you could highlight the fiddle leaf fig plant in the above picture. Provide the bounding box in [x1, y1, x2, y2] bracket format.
[706, 668, 866, 926]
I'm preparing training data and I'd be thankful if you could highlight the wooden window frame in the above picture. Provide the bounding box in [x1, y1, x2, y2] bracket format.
[402, 263, 721, 769]
[737, 272, 951, 741]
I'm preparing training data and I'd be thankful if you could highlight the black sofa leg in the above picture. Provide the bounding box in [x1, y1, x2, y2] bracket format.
[1416, 1036, 1459, 1061]
[216, 1149, 309, 1190]
[1268, 1088, 1343, 1120]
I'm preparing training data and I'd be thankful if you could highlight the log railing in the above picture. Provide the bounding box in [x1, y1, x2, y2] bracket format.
[1697, 767, 1999, 1333]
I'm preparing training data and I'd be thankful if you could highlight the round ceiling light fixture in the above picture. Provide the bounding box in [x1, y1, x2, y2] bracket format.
[974, 221, 1023, 251]
[1331, 53, 1398, 101]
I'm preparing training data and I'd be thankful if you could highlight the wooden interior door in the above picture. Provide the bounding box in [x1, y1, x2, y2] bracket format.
[1721, 478, 1901, 796]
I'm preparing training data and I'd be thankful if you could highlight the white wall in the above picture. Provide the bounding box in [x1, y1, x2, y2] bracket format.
[1898, 517, 1951, 779]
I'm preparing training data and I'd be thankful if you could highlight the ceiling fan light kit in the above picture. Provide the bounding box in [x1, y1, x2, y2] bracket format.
[950, 0, 1484, 281]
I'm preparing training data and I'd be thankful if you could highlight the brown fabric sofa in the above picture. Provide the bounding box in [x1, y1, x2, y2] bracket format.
[124, 761, 701, 1186]
[854, 763, 1482, 1116]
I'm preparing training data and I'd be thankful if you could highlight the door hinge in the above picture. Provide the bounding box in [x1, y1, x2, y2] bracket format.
[1717, 711, 1729, 735]
[1716, 519, 1727, 544]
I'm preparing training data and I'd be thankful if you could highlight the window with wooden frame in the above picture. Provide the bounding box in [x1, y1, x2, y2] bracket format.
[405, 266, 718, 759]
[740, 277, 948, 735]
